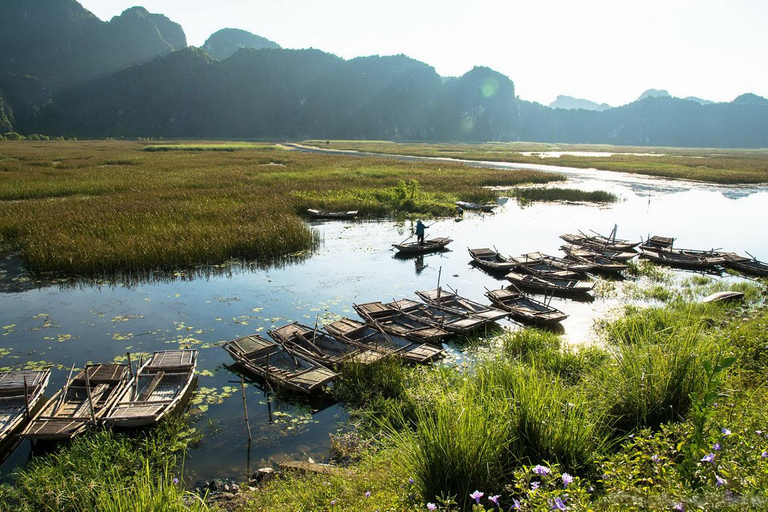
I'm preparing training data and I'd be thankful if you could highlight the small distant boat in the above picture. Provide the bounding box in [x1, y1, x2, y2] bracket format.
[269, 322, 384, 367]
[307, 209, 358, 220]
[515, 252, 597, 274]
[223, 334, 336, 394]
[485, 287, 568, 326]
[561, 243, 637, 262]
[720, 252, 768, 277]
[456, 201, 497, 212]
[389, 298, 496, 333]
[505, 271, 594, 295]
[393, 237, 452, 254]
[106, 350, 198, 428]
[324, 317, 444, 364]
[0, 370, 51, 453]
[21, 364, 130, 441]
[354, 302, 449, 343]
[468, 248, 517, 273]
[560, 232, 640, 252]
[416, 288, 508, 322]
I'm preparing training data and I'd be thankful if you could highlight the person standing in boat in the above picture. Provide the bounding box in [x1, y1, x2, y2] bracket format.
[415, 219, 428, 245]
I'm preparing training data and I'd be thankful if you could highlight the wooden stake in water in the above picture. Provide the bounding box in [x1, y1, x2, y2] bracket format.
[23, 375, 30, 420]
[240, 376, 252, 442]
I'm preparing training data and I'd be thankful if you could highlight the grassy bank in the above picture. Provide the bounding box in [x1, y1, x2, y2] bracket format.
[238, 278, 768, 511]
[302, 140, 768, 184]
[0, 140, 560, 274]
[511, 187, 618, 204]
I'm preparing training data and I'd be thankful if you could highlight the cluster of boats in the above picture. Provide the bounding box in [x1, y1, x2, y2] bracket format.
[0, 350, 197, 456]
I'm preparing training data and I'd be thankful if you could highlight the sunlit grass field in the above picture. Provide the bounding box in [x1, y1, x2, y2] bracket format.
[0, 140, 560, 274]
[302, 140, 768, 184]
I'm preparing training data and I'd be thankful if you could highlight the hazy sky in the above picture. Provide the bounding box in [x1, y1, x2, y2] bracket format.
[78, 0, 768, 107]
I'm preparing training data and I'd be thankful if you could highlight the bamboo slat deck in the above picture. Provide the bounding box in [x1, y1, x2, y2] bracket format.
[0, 370, 51, 452]
[21, 364, 129, 440]
[107, 350, 198, 427]
[324, 317, 444, 364]
[560, 243, 637, 262]
[223, 335, 336, 393]
[505, 271, 595, 295]
[354, 302, 450, 343]
[388, 298, 489, 333]
[468, 248, 517, 273]
[720, 252, 768, 277]
[517, 252, 597, 273]
[269, 323, 383, 367]
[485, 287, 568, 326]
[560, 233, 640, 251]
[415, 288, 508, 322]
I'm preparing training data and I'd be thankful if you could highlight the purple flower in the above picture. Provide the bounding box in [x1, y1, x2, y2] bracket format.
[673, 503, 684, 511]
[531, 481, 540, 491]
[562, 473, 573, 488]
[756, 430, 763, 436]
[651, 454, 660, 463]
[409, 477, 415, 485]
[716, 474, 727, 487]
[470, 490, 484, 504]
[713, 443, 722, 451]
[588, 486, 594, 493]
[172, 477, 179, 485]
[701, 453, 716, 463]
[511, 499, 521, 510]
[331, 500, 337, 505]
[488, 494, 500, 507]
[533, 465, 550, 475]
[721, 428, 732, 436]
[427, 504, 436, 511]
[365, 491, 371, 498]
[762, 451, 768, 459]
[550, 497, 567, 511]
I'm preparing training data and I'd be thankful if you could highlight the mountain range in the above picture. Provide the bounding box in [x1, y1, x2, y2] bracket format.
[0, 0, 766, 148]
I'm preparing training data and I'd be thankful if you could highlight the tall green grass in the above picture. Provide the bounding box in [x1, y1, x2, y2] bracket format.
[511, 187, 618, 203]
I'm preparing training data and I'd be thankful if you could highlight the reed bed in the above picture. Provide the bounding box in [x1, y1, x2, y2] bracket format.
[511, 187, 618, 203]
[0, 140, 558, 274]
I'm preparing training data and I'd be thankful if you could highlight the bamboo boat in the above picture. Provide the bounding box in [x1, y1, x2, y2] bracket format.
[560, 233, 640, 251]
[324, 317, 444, 364]
[720, 252, 768, 277]
[485, 287, 568, 326]
[505, 271, 594, 295]
[21, 364, 130, 441]
[0, 370, 51, 453]
[509, 262, 583, 280]
[638, 242, 725, 270]
[223, 335, 336, 393]
[307, 209, 358, 220]
[269, 323, 383, 367]
[393, 237, 452, 254]
[353, 302, 449, 343]
[558, 246, 628, 273]
[516, 252, 597, 273]
[388, 298, 494, 333]
[468, 248, 517, 273]
[416, 288, 508, 322]
[456, 201, 496, 212]
[106, 350, 198, 428]
[561, 243, 637, 262]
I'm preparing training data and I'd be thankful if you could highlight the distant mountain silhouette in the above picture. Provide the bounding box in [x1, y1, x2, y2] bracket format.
[684, 96, 714, 105]
[637, 89, 671, 101]
[202, 29, 281, 61]
[732, 93, 768, 105]
[549, 95, 612, 112]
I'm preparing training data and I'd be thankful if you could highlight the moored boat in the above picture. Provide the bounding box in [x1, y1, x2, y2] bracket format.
[638, 243, 725, 270]
[353, 302, 449, 343]
[456, 201, 497, 212]
[21, 364, 130, 441]
[468, 247, 517, 273]
[269, 322, 383, 367]
[307, 209, 358, 220]
[106, 350, 198, 428]
[0, 370, 51, 453]
[223, 334, 336, 393]
[389, 298, 495, 333]
[561, 243, 637, 262]
[515, 252, 597, 274]
[560, 232, 640, 251]
[415, 288, 508, 322]
[720, 252, 768, 277]
[393, 237, 452, 254]
[324, 317, 444, 364]
[505, 271, 594, 295]
[485, 287, 568, 326]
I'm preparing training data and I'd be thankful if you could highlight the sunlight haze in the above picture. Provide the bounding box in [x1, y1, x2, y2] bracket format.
[72, 0, 768, 106]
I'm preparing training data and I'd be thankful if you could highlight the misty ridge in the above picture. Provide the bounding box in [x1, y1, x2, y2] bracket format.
[1, 0, 767, 147]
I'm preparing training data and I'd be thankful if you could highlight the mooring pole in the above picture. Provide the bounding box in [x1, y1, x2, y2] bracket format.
[84, 367, 97, 423]
[240, 376, 252, 442]
[23, 375, 31, 420]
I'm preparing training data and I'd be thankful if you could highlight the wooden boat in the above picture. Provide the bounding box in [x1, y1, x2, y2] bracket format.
[468, 247, 517, 273]
[21, 364, 130, 441]
[353, 302, 450, 343]
[505, 271, 594, 295]
[223, 335, 336, 393]
[560, 233, 640, 251]
[456, 201, 497, 212]
[638, 244, 725, 270]
[307, 209, 358, 220]
[0, 370, 51, 453]
[485, 287, 568, 326]
[388, 298, 494, 333]
[415, 288, 508, 322]
[720, 252, 768, 277]
[561, 243, 636, 262]
[269, 323, 383, 367]
[324, 317, 444, 364]
[702, 291, 745, 304]
[643, 235, 675, 249]
[393, 237, 452, 254]
[510, 262, 583, 280]
[106, 350, 198, 428]
[515, 252, 597, 273]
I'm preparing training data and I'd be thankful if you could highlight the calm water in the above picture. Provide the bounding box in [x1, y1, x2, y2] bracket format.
[1, 160, 766, 482]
